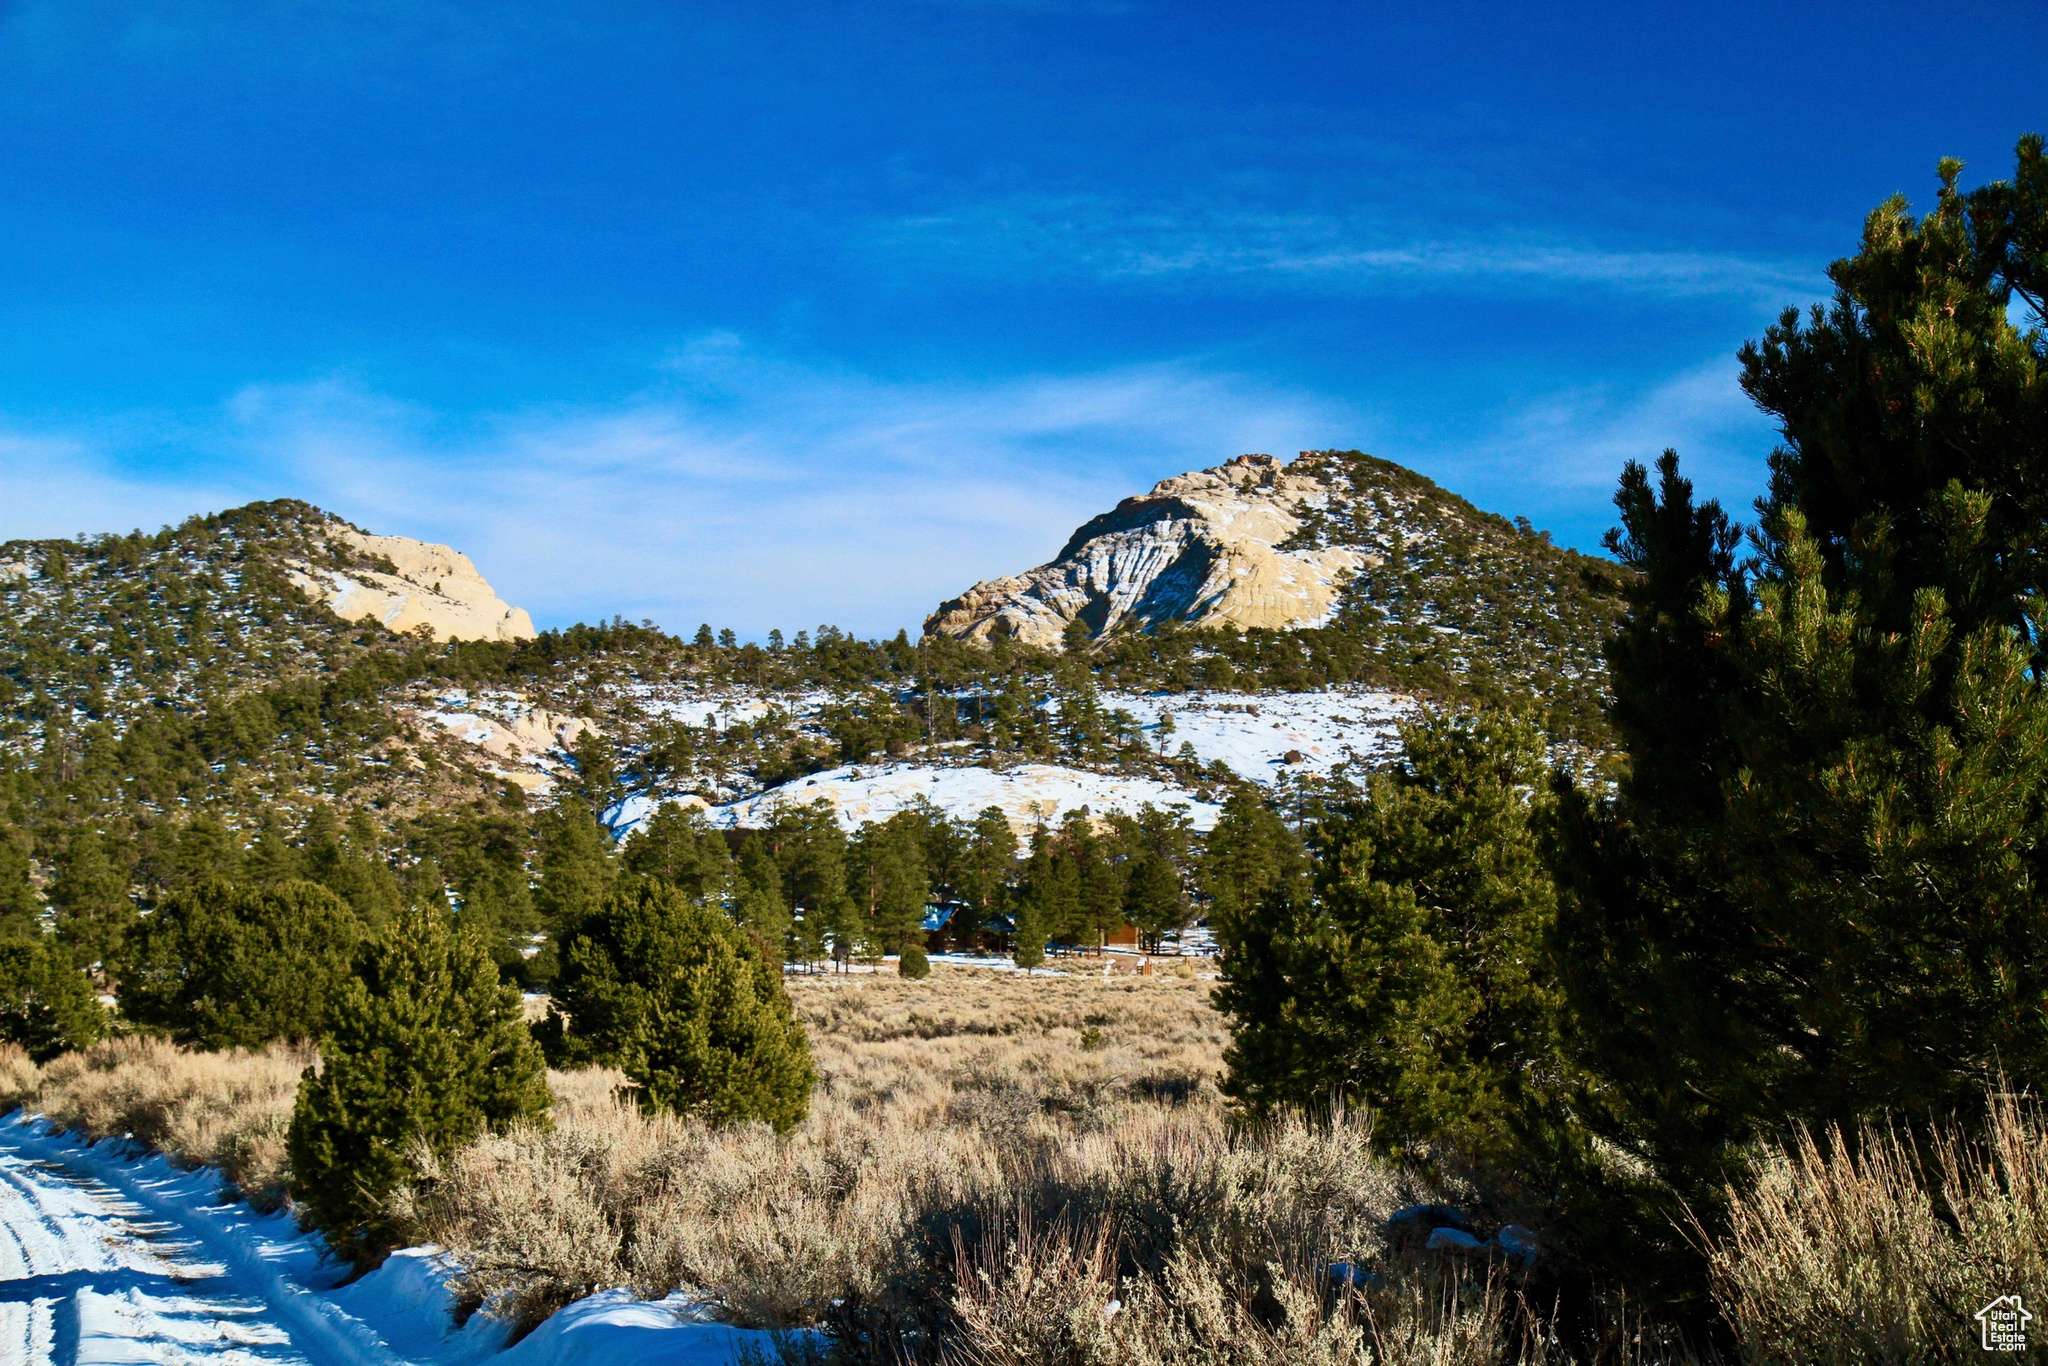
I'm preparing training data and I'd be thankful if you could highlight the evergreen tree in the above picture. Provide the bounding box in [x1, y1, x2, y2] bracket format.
[153, 812, 243, 895]
[764, 801, 852, 967]
[850, 814, 929, 964]
[0, 932, 104, 1060]
[119, 879, 366, 1048]
[530, 798, 615, 979]
[1062, 811, 1126, 951]
[47, 829, 134, 968]
[1018, 825, 1079, 952]
[1555, 140, 2048, 1230]
[0, 818, 38, 935]
[1219, 712, 1577, 1186]
[621, 803, 733, 903]
[244, 807, 306, 884]
[1118, 805, 1195, 951]
[1010, 892, 1047, 970]
[548, 878, 812, 1130]
[288, 904, 549, 1266]
[567, 728, 620, 813]
[898, 933, 931, 979]
[303, 807, 402, 929]
[412, 810, 538, 980]
[733, 838, 794, 958]
[956, 806, 1016, 951]
[1203, 789, 1308, 937]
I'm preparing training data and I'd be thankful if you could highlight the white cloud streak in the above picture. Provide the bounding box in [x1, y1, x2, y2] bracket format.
[879, 197, 1819, 302]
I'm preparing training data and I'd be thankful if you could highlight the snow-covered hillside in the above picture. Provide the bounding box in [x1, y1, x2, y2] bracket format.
[595, 686, 1414, 838]
[1104, 688, 1413, 781]
[609, 760, 1227, 837]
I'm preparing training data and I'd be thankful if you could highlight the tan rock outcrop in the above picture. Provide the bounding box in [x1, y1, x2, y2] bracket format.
[289, 528, 537, 643]
[925, 452, 1363, 648]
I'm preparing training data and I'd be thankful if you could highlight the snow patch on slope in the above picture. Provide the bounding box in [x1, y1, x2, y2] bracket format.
[611, 762, 1223, 837]
[1107, 688, 1414, 781]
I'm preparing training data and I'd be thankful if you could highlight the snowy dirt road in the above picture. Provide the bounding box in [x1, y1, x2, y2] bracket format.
[0, 1135, 316, 1365]
[0, 1112, 795, 1366]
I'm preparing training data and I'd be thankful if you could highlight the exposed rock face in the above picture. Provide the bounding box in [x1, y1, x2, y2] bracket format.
[925, 453, 1363, 648]
[289, 528, 537, 643]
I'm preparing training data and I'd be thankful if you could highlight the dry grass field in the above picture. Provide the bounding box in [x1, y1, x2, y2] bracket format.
[7, 964, 2046, 1362]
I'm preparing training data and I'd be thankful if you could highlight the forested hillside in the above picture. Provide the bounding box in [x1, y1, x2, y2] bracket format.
[0, 449, 1623, 994]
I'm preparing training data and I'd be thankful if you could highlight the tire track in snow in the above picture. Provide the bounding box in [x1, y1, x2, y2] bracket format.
[0, 1131, 316, 1365]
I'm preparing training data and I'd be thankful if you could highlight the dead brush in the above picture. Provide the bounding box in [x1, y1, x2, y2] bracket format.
[1708, 1090, 2048, 1365]
[22, 1035, 307, 1209]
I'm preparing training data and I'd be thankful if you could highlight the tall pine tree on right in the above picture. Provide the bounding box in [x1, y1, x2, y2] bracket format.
[1553, 137, 2048, 1233]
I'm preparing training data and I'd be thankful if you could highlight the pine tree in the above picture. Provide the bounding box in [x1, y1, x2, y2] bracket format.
[1554, 137, 2048, 1247]
[1118, 805, 1195, 951]
[549, 878, 813, 1130]
[766, 801, 852, 968]
[153, 812, 244, 895]
[288, 904, 549, 1266]
[1203, 789, 1308, 937]
[1010, 893, 1046, 971]
[530, 798, 615, 980]
[47, 829, 134, 968]
[850, 815, 928, 965]
[119, 879, 366, 1048]
[244, 807, 306, 884]
[1062, 811, 1125, 951]
[621, 803, 733, 903]
[0, 818, 38, 935]
[1018, 825, 1079, 953]
[303, 807, 402, 929]
[1219, 711, 1577, 1186]
[956, 806, 1016, 952]
[0, 932, 104, 1060]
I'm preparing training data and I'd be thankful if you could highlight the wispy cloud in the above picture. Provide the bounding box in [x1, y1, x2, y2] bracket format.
[1, 341, 1355, 636]
[876, 196, 1819, 303]
[0, 428, 241, 542]
[1419, 359, 1777, 549]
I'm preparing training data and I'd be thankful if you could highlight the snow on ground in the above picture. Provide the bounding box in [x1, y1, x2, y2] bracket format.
[625, 686, 831, 730]
[0, 1113, 789, 1366]
[604, 689, 1416, 838]
[613, 761, 1224, 838]
[1105, 688, 1415, 782]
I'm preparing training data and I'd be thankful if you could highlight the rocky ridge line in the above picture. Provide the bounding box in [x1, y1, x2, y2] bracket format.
[287, 527, 536, 643]
[924, 452, 1363, 648]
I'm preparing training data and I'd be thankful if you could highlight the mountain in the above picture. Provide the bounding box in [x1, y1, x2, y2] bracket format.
[927, 453, 1361, 646]
[0, 501, 534, 762]
[926, 450, 1625, 728]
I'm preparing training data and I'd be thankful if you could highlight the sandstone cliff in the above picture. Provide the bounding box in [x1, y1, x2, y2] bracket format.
[289, 527, 537, 643]
[926, 452, 1367, 647]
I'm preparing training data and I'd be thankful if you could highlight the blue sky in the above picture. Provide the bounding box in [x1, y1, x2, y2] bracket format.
[0, 0, 2038, 637]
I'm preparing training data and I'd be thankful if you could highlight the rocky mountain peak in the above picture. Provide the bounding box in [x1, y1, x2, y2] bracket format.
[925, 450, 1364, 648]
[286, 524, 536, 643]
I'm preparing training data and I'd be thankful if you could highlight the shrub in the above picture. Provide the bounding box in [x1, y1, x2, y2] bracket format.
[1710, 1091, 2048, 1364]
[548, 878, 813, 1132]
[0, 933, 106, 1060]
[289, 904, 550, 1265]
[27, 1036, 305, 1208]
[118, 879, 365, 1048]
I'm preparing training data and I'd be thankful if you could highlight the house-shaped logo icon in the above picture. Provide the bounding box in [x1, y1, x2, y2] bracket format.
[1978, 1294, 2032, 1352]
